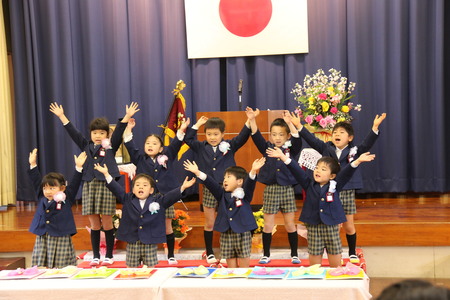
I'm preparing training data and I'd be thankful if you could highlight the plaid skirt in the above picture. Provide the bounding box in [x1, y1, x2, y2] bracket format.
[306, 223, 342, 256]
[202, 186, 218, 209]
[82, 179, 116, 215]
[340, 189, 356, 215]
[263, 184, 296, 214]
[126, 241, 158, 268]
[165, 205, 175, 219]
[219, 229, 252, 259]
[31, 233, 77, 268]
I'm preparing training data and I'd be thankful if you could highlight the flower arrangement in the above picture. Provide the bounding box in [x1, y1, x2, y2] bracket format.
[172, 209, 191, 238]
[253, 208, 264, 234]
[291, 68, 361, 130]
[112, 209, 122, 235]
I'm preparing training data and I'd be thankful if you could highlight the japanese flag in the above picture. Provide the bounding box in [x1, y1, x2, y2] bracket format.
[184, 0, 309, 59]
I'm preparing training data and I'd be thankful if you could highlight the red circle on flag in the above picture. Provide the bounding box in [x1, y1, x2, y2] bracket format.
[219, 0, 273, 37]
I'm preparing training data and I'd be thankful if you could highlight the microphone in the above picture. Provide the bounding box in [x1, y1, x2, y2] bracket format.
[238, 79, 243, 95]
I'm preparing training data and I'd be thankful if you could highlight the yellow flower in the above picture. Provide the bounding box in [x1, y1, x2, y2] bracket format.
[308, 104, 316, 110]
[341, 105, 349, 113]
[308, 97, 315, 104]
[321, 101, 330, 112]
[338, 117, 346, 122]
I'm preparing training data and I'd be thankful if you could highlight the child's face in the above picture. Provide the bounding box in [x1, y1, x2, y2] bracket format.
[43, 184, 66, 201]
[132, 177, 154, 200]
[332, 127, 353, 149]
[144, 136, 163, 158]
[205, 128, 225, 147]
[270, 125, 290, 147]
[91, 129, 108, 145]
[223, 172, 243, 193]
[313, 162, 336, 185]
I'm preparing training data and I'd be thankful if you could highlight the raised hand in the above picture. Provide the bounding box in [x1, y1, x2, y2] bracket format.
[93, 163, 109, 175]
[356, 152, 376, 163]
[251, 157, 266, 173]
[194, 116, 208, 128]
[372, 113, 387, 131]
[266, 147, 284, 159]
[123, 102, 140, 123]
[179, 117, 190, 132]
[183, 159, 200, 176]
[49, 102, 64, 117]
[181, 176, 196, 191]
[245, 107, 260, 120]
[290, 111, 302, 129]
[74, 151, 87, 169]
[29, 148, 38, 167]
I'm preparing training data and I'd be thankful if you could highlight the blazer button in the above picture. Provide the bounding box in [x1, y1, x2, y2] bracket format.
[229, 208, 232, 211]
[213, 168, 216, 171]
[139, 226, 143, 229]
[229, 218, 232, 221]
[155, 169, 158, 172]
[213, 157, 216, 160]
[321, 198, 324, 201]
[46, 220, 50, 224]
[156, 180, 159, 183]
[140, 215, 143, 218]
[277, 158, 280, 161]
[277, 169, 280, 172]
[320, 209, 323, 213]
[94, 157, 97, 159]
[46, 210, 50, 213]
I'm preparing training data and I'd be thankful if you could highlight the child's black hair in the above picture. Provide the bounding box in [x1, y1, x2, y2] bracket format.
[204, 117, 225, 133]
[144, 134, 164, 147]
[332, 122, 354, 137]
[317, 157, 340, 175]
[224, 166, 248, 180]
[41, 172, 66, 188]
[270, 118, 290, 134]
[132, 173, 156, 189]
[89, 117, 110, 134]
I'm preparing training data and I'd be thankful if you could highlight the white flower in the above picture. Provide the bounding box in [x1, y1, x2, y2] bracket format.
[282, 140, 292, 149]
[231, 188, 245, 199]
[149, 202, 160, 214]
[328, 180, 337, 193]
[157, 154, 168, 168]
[218, 141, 231, 155]
[101, 138, 112, 150]
[348, 146, 358, 162]
[53, 191, 66, 203]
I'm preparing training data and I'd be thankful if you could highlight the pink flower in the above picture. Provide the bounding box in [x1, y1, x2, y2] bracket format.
[157, 154, 168, 168]
[101, 139, 112, 150]
[330, 107, 338, 114]
[319, 118, 328, 128]
[318, 93, 327, 100]
[315, 115, 323, 122]
[305, 115, 314, 124]
[53, 191, 66, 203]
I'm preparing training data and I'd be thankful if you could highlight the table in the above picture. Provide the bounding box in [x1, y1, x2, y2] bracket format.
[0, 268, 371, 300]
[160, 273, 372, 300]
[0, 268, 177, 300]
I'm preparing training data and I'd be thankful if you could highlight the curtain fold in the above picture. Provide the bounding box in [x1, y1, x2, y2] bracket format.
[8, 0, 447, 201]
[0, 1, 15, 205]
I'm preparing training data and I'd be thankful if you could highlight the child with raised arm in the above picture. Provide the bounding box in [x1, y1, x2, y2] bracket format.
[184, 157, 266, 268]
[94, 163, 196, 267]
[183, 107, 257, 263]
[123, 117, 190, 265]
[250, 110, 302, 264]
[293, 112, 386, 263]
[50, 101, 140, 266]
[266, 147, 375, 267]
[28, 148, 87, 268]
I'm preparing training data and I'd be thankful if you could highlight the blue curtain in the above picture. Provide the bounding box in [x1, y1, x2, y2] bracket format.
[9, 0, 446, 200]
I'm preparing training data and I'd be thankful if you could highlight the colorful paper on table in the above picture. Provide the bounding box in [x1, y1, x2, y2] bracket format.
[72, 268, 118, 279]
[0, 267, 46, 280]
[211, 268, 252, 279]
[38, 266, 81, 279]
[114, 268, 157, 280]
[173, 266, 216, 278]
[325, 262, 365, 280]
[248, 266, 288, 279]
[286, 265, 326, 280]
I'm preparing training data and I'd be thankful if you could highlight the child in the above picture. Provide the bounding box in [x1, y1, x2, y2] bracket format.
[93, 163, 196, 267]
[267, 147, 375, 267]
[250, 110, 302, 264]
[183, 107, 257, 263]
[184, 157, 266, 268]
[28, 148, 87, 268]
[123, 117, 190, 265]
[49, 101, 140, 266]
[294, 112, 386, 263]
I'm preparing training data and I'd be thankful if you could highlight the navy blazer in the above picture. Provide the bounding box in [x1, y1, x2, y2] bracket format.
[300, 127, 379, 190]
[286, 160, 356, 225]
[106, 179, 184, 244]
[28, 167, 82, 237]
[125, 136, 182, 194]
[201, 175, 257, 233]
[64, 120, 126, 181]
[251, 130, 302, 186]
[184, 125, 251, 183]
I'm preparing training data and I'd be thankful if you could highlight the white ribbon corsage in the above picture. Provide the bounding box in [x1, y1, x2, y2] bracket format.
[53, 191, 66, 203]
[101, 138, 112, 150]
[157, 154, 168, 168]
[348, 146, 358, 162]
[218, 141, 231, 155]
[282, 140, 292, 158]
[231, 187, 245, 199]
[328, 180, 337, 193]
[149, 202, 160, 214]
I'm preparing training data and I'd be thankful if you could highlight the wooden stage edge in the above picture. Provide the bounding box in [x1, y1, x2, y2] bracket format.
[1, 192, 450, 252]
